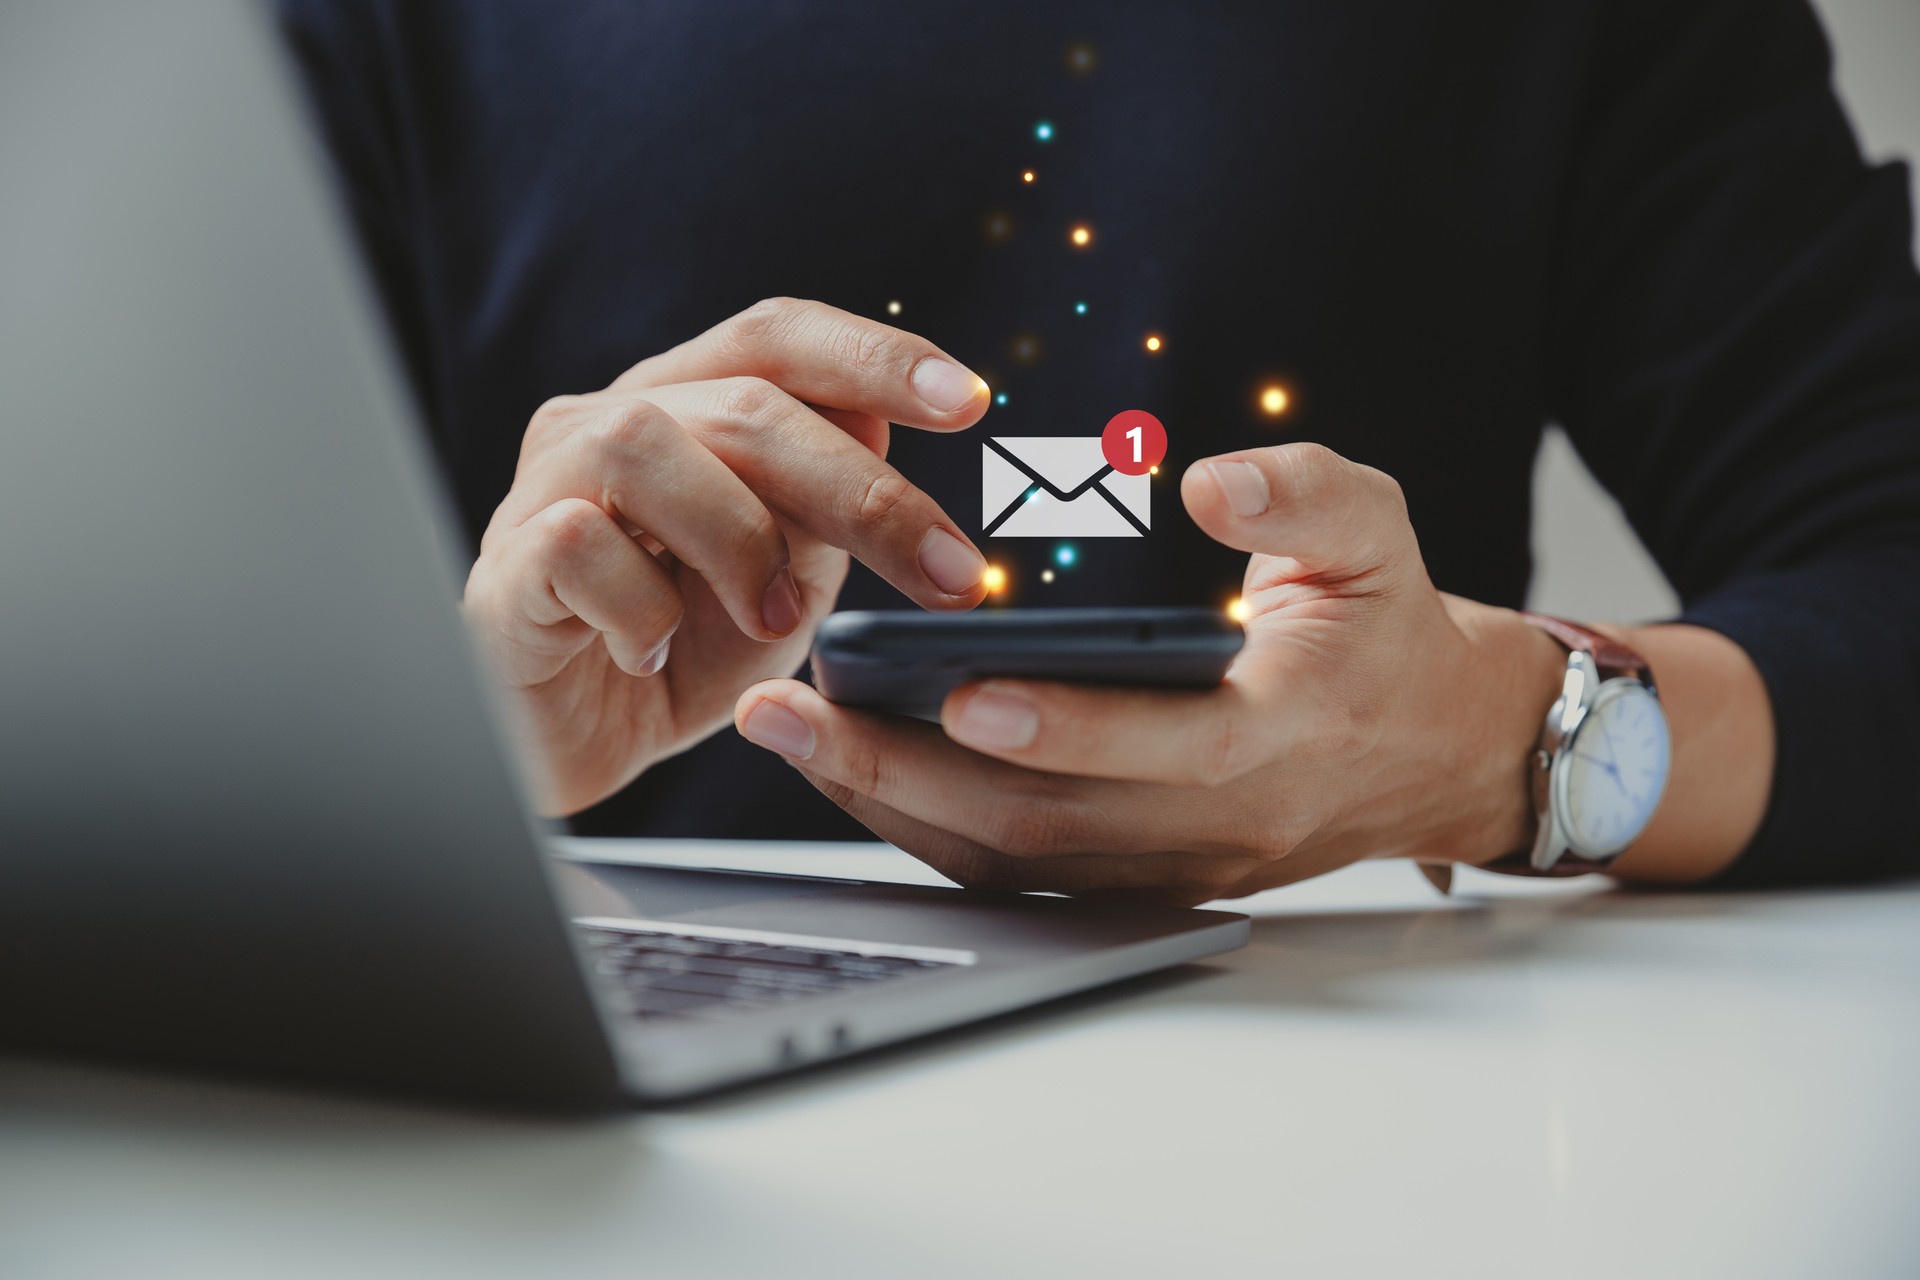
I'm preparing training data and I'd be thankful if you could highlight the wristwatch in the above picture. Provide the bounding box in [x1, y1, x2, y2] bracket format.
[1479, 612, 1672, 878]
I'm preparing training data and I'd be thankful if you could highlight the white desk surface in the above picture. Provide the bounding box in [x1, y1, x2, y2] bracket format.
[4, 839, 1917, 1280]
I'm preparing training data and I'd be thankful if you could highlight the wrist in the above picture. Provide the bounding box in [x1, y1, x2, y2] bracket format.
[1432, 597, 1567, 867]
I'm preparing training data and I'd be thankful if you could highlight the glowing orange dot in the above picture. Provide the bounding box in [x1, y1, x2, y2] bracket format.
[983, 565, 1008, 594]
[1226, 596, 1251, 623]
[1144, 334, 1163, 353]
[1259, 385, 1290, 416]
[1149, 465, 1159, 475]
[1022, 169, 1036, 184]
[1069, 223, 1094, 248]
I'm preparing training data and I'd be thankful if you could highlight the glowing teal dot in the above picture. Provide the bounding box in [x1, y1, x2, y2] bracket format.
[1054, 545, 1076, 567]
[1034, 120, 1055, 143]
[1074, 301, 1088, 315]
[995, 391, 1009, 406]
[1026, 489, 1041, 502]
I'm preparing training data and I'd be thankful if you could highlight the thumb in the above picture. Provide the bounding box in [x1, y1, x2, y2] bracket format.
[1180, 442, 1420, 582]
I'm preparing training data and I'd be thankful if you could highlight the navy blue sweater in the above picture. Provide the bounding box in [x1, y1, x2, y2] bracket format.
[280, 0, 1920, 885]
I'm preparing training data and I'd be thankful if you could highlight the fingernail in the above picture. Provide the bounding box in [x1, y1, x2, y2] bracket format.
[761, 567, 803, 635]
[739, 699, 816, 760]
[638, 636, 670, 676]
[1208, 460, 1271, 517]
[911, 357, 986, 413]
[949, 684, 1038, 751]
[918, 527, 986, 595]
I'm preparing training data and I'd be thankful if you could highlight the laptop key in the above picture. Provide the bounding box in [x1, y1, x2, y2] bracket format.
[822, 956, 918, 979]
[576, 924, 959, 1022]
[623, 987, 721, 1016]
[712, 944, 836, 969]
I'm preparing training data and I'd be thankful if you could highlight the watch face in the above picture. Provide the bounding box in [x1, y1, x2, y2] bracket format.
[1559, 681, 1671, 858]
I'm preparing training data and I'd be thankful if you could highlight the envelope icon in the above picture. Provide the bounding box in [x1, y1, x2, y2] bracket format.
[981, 437, 1150, 538]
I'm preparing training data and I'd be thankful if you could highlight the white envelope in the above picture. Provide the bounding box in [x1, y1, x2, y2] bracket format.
[981, 437, 1151, 538]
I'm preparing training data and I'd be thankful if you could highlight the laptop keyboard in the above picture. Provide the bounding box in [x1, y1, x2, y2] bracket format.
[577, 922, 963, 1022]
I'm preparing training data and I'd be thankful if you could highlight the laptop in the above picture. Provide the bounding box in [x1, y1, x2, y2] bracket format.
[0, 0, 1247, 1107]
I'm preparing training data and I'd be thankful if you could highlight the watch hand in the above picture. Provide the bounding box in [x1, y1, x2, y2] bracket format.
[1573, 747, 1622, 777]
[1597, 719, 1623, 768]
[1574, 751, 1630, 797]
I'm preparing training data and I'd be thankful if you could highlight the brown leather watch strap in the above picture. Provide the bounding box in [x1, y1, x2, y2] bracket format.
[1516, 611, 1652, 685]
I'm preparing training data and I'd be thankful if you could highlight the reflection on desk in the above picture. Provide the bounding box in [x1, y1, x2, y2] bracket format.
[3, 840, 1916, 1280]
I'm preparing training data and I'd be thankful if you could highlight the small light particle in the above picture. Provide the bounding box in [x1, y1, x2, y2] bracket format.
[1069, 223, 1094, 248]
[886, 300, 902, 316]
[1074, 300, 1088, 315]
[983, 565, 1008, 593]
[1054, 545, 1077, 567]
[1149, 465, 1159, 475]
[1041, 569, 1055, 584]
[995, 391, 1009, 407]
[983, 210, 1014, 243]
[1066, 42, 1097, 75]
[1144, 334, 1163, 353]
[1259, 385, 1290, 416]
[1022, 169, 1036, 184]
[1025, 489, 1041, 502]
[1227, 596, 1251, 623]
[1034, 120, 1055, 143]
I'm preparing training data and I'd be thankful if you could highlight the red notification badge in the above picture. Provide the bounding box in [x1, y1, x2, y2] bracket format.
[1101, 410, 1166, 476]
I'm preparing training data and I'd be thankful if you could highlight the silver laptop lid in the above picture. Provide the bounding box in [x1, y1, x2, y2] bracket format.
[0, 1, 622, 1107]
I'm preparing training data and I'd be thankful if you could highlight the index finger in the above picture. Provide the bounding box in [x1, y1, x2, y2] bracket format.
[612, 297, 990, 430]
[638, 378, 988, 607]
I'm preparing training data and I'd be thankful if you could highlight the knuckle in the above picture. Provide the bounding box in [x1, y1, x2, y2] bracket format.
[525, 394, 586, 449]
[597, 398, 673, 457]
[1243, 809, 1300, 862]
[854, 469, 917, 531]
[837, 732, 889, 799]
[533, 498, 609, 555]
[1365, 465, 1411, 522]
[716, 375, 784, 424]
[1273, 441, 1343, 497]
[458, 569, 500, 622]
[729, 505, 786, 571]
[1190, 716, 1256, 788]
[987, 792, 1086, 857]
[476, 516, 513, 559]
[1272, 816, 1316, 861]
[985, 807, 1046, 855]
[647, 606, 686, 647]
[844, 324, 895, 377]
[530, 393, 581, 428]
[731, 296, 804, 345]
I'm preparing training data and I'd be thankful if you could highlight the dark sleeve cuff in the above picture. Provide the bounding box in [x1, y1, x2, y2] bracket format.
[1678, 548, 1920, 888]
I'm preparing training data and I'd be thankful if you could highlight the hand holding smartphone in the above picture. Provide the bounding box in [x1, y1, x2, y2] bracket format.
[810, 608, 1244, 718]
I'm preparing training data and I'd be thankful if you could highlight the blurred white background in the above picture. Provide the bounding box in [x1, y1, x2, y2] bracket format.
[1527, 0, 1920, 620]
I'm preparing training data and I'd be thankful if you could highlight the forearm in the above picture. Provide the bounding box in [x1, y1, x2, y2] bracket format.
[1605, 623, 1773, 884]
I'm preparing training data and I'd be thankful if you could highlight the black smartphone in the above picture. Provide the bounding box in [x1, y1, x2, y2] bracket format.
[810, 608, 1245, 716]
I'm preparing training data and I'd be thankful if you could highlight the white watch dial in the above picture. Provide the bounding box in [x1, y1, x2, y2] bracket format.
[1559, 680, 1671, 858]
